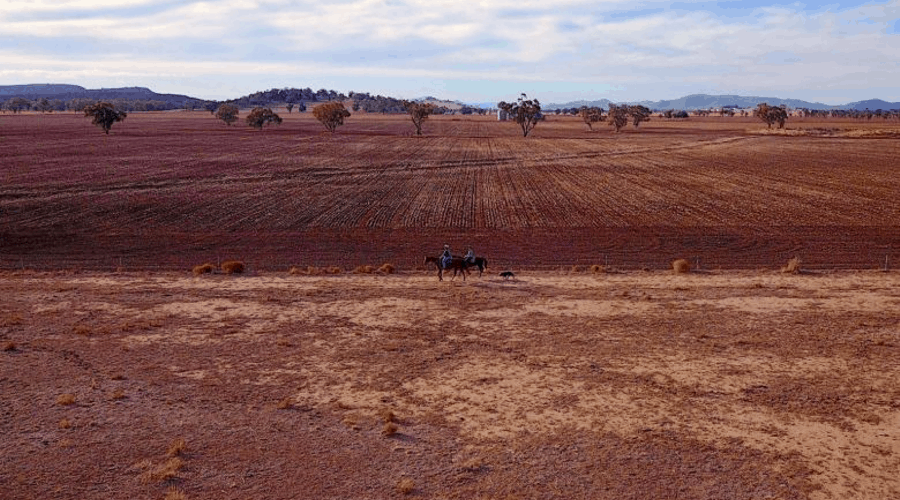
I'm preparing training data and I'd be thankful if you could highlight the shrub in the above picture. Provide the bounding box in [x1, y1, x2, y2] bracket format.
[192, 263, 214, 275]
[781, 257, 802, 274]
[382, 422, 399, 436]
[672, 259, 691, 274]
[57, 393, 76, 406]
[590, 264, 605, 274]
[2, 341, 16, 352]
[378, 263, 395, 274]
[163, 487, 188, 500]
[352, 265, 374, 274]
[221, 261, 245, 274]
[139, 457, 184, 484]
[327, 266, 343, 274]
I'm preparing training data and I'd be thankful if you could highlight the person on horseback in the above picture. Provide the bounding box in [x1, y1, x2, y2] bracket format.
[441, 244, 452, 270]
[464, 247, 475, 265]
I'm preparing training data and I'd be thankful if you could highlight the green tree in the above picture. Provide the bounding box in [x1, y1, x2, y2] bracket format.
[312, 101, 351, 133]
[215, 104, 240, 126]
[246, 107, 283, 129]
[83, 102, 127, 134]
[498, 94, 542, 137]
[608, 104, 628, 132]
[579, 106, 604, 131]
[403, 101, 436, 135]
[629, 105, 651, 128]
[754, 103, 787, 129]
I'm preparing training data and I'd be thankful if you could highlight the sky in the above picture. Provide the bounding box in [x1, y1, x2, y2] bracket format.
[1, 0, 898, 105]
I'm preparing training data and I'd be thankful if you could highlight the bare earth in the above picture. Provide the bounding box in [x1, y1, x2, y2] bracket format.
[2, 269, 898, 499]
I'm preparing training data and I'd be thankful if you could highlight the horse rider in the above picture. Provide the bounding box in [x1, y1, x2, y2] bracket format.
[441, 244, 453, 270]
[464, 247, 475, 265]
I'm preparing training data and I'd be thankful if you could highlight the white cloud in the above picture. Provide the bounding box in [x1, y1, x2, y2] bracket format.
[0, 0, 898, 102]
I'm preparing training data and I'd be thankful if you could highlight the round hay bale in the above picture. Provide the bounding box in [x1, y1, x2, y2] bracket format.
[221, 260, 245, 275]
[192, 263, 215, 275]
[672, 259, 691, 274]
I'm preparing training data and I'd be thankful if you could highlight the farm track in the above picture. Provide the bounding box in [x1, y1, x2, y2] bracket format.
[1, 112, 899, 270]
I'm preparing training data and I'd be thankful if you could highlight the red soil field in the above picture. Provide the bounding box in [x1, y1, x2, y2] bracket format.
[1, 111, 898, 271]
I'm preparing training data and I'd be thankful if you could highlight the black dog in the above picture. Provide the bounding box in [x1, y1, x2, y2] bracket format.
[499, 271, 515, 280]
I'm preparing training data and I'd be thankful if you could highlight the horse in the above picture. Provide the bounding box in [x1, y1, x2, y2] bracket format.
[468, 257, 487, 277]
[424, 256, 470, 281]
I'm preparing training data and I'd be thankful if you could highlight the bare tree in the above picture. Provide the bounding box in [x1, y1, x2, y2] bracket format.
[215, 104, 240, 126]
[312, 101, 351, 133]
[83, 102, 127, 134]
[497, 93, 542, 137]
[246, 107, 283, 129]
[579, 106, 604, 130]
[403, 101, 436, 135]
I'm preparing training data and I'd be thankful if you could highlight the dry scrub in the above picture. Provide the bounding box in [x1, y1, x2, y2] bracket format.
[221, 260, 245, 274]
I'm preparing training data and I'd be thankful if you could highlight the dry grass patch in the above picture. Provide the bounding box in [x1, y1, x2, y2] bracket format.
[57, 393, 76, 406]
[167, 438, 187, 458]
[163, 486, 188, 500]
[191, 263, 214, 275]
[108, 388, 126, 401]
[221, 260, 245, 274]
[570, 265, 582, 274]
[397, 478, 416, 495]
[590, 264, 606, 274]
[672, 259, 692, 274]
[382, 422, 399, 436]
[378, 263, 396, 274]
[59, 418, 72, 429]
[1, 313, 23, 327]
[72, 324, 92, 336]
[139, 457, 184, 484]
[782, 257, 802, 274]
[2, 341, 16, 352]
[276, 397, 293, 410]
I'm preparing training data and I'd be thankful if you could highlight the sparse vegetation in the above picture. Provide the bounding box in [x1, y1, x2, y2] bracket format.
[167, 438, 187, 458]
[781, 257, 802, 274]
[57, 393, 76, 406]
[579, 106, 604, 130]
[378, 263, 396, 274]
[139, 457, 184, 484]
[163, 486, 188, 500]
[352, 265, 374, 274]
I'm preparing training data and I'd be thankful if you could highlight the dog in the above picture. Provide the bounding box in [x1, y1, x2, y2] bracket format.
[499, 271, 515, 280]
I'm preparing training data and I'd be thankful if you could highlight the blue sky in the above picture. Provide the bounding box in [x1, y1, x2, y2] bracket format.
[1, 0, 898, 104]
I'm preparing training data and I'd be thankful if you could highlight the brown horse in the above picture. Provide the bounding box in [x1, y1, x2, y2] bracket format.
[424, 256, 470, 281]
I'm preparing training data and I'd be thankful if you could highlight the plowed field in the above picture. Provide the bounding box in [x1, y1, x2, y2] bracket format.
[1, 112, 898, 271]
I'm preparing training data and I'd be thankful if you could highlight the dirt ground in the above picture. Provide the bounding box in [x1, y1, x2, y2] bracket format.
[2, 269, 898, 499]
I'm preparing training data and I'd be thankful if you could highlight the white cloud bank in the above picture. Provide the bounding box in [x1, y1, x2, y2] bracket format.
[0, 0, 898, 103]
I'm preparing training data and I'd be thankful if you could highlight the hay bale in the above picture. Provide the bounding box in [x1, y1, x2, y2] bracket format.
[378, 263, 395, 275]
[672, 259, 691, 274]
[221, 260, 245, 275]
[192, 263, 215, 275]
[781, 257, 802, 274]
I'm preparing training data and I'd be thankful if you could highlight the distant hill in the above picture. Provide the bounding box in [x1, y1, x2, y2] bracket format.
[545, 94, 900, 111]
[0, 83, 200, 107]
[843, 99, 900, 111]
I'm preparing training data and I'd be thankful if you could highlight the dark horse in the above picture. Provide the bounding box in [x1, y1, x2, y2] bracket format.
[424, 256, 487, 281]
[424, 256, 469, 281]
